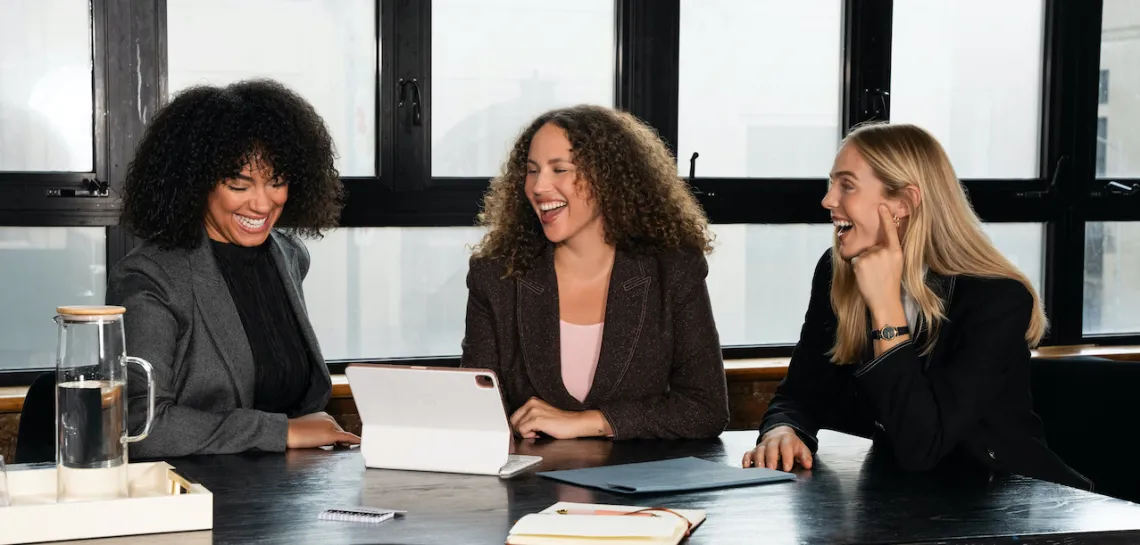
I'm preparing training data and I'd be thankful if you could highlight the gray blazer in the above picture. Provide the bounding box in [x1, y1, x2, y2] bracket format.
[106, 231, 331, 458]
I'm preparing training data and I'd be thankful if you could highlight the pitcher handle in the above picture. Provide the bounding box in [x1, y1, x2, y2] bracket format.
[123, 356, 156, 443]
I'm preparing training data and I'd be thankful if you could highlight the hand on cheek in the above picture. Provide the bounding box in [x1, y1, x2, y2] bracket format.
[851, 204, 904, 315]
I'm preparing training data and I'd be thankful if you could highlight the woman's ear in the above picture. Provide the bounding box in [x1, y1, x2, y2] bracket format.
[894, 185, 922, 218]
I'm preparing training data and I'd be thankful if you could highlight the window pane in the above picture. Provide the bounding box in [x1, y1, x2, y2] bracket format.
[303, 224, 1046, 357]
[431, 0, 614, 177]
[891, 0, 1044, 178]
[1097, 117, 1109, 177]
[980, 223, 1045, 297]
[304, 227, 485, 360]
[1098, 0, 1140, 178]
[708, 225, 835, 345]
[0, 228, 106, 371]
[0, 0, 93, 172]
[710, 223, 1044, 347]
[1084, 222, 1140, 335]
[167, 0, 376, 176]
[677, 0, 842, 178]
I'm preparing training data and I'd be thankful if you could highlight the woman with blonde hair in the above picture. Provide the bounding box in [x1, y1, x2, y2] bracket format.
[742, 122, 1091, 490]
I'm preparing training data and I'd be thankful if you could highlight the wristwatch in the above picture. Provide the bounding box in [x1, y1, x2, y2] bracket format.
[872, 325, 910, 340]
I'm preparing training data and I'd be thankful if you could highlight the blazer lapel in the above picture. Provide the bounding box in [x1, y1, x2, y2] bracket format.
[919, 271, 957, 370]
[515, 248, 578, 407]
[189, 238, 255, 408]
[267, 233, 332, 395]
[584, 251, 650, 405]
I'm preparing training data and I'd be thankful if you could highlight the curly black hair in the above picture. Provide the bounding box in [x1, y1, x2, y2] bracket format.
[120, 79, 344, 249]
[474, 105, 713, 276]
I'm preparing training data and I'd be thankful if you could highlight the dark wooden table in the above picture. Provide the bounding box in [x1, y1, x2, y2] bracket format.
[41, 430, 1140, 544]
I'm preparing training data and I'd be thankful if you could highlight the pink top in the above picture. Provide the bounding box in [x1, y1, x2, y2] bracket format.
[560, 320, 604, 403]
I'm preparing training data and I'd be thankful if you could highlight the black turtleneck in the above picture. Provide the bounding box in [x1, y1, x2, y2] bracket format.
[209, 238, 312, 414]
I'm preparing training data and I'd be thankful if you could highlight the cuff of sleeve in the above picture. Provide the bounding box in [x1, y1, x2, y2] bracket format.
[853, 339, 915, 379]
[261, 412, 290, 452]
[758, 420, 819, 452]
[596, 404, 625, 440]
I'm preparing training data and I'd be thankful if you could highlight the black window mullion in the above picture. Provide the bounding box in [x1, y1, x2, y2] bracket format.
[842, 0, 892, 131]
[1039, 0, 1104, 346]
[378, 0, 392, 189]
[392, 0, 431, 192]
[694, 180, 829, 225]
[92, 0, 110, 197]
[341, 0, 396, 226]
[102, 0, 167, 268]
[615, 0, 680, 154]
[1054, 0, 1107, 345]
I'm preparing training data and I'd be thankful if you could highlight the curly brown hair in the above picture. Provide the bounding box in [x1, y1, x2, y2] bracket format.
[121, 79, 344, 250]
[474, 105, 712, 275]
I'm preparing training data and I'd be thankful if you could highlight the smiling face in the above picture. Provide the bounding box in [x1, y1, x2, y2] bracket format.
[203, 157, 288, 247]
[822, 143, 909, 261]
[524, 122, 602, 245]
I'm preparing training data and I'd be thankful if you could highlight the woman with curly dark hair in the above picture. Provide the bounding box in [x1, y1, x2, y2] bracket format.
[106, 79, 358, 457]
[461, 105, 729, 440]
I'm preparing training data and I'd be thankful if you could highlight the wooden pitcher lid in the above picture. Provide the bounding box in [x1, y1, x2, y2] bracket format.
[56, 305, 126, 316]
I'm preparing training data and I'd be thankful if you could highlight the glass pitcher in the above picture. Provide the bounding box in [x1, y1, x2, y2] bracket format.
[54, 305, 155, 502]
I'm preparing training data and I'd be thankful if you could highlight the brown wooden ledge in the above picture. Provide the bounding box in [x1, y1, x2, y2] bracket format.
[0, 387, 25, 413]
[318, 346, 1140, 400]
[4, 345, 1139, 413]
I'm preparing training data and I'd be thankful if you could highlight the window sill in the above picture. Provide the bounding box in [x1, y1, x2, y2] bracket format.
[4, 346, 1139, 414]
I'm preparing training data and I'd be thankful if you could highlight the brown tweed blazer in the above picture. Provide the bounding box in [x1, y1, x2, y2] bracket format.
[460, 247, 729, 440]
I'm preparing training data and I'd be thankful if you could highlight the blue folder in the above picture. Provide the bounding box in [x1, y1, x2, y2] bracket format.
[537, 456, 796, 495]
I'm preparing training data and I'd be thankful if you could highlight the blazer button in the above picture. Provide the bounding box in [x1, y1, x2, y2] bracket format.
[987, 448, 996, 460]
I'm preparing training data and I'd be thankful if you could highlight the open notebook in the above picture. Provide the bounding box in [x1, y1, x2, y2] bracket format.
[506, 502, 706, 545]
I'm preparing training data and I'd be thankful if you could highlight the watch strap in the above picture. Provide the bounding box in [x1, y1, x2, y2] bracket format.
[871, 325, 910, 340]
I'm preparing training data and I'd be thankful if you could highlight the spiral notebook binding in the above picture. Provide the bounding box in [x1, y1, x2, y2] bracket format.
[319, 507, 401, 524]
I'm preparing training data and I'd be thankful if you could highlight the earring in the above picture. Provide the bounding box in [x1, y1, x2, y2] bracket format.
[892, 216, 901, 228]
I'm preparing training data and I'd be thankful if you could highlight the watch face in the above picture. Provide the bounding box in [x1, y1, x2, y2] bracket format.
[881, 326, 897, 340]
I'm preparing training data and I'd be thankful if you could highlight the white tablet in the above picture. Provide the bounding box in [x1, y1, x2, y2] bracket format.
[345, 364, 542, 478]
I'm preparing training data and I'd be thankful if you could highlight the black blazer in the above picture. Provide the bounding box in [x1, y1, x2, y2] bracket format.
[461, 247, 730, 440]
[761, 250, 1092, 491]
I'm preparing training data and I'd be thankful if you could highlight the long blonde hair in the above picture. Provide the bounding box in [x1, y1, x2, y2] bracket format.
[829, 122, 1047, 364]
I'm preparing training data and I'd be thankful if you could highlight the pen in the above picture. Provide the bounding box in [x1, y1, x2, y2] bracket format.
[555, 509, 657, 517]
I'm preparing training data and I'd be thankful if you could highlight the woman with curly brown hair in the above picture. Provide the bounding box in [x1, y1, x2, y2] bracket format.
[106, 79, 358, 457]
[461, 105, 729, 440]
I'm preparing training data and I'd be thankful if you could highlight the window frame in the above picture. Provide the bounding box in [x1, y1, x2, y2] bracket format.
[0, 0, 113, 223]
[3, 0, 1138, 386]
[0, 0, 164, 385]
[1059, 0, 1140, 346]
[343, 0, 1140, 351]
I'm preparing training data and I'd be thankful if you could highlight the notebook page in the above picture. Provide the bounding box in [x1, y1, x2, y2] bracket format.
[510, 513, 682, 538]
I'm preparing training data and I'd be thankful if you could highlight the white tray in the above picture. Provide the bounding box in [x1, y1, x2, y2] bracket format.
[0, 462, 213, 545]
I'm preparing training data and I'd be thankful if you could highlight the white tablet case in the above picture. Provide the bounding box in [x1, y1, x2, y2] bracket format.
[345, 365, 515, 476]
